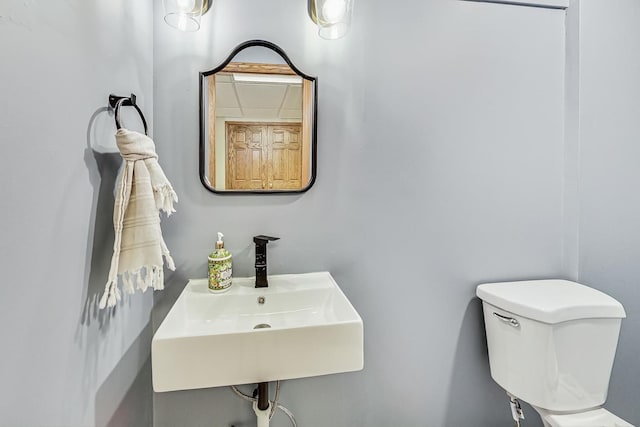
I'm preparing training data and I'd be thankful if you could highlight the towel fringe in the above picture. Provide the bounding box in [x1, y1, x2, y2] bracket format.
[154, 184, 178, 216]
[99, 265, 167, 307]
[160, 238, 176, 271]
[165, 253, 176, 271]
[123, 271, 135, 295]
[155, 267, 165, 291]
[99, 278, 121, 309]
[136, 269, 145, 291]
[144, 266, 153, 291]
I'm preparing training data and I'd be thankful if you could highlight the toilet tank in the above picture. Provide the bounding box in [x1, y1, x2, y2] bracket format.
[476, 280, 626, 412]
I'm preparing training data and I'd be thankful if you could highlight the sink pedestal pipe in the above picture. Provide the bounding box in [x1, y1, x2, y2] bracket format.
[253, 382, 271, 427]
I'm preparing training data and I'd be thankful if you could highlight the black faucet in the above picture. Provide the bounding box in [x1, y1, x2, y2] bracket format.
[253, 235, 279, 288]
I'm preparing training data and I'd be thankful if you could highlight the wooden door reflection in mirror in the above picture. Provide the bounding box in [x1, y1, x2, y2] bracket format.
[199, 40, 317, 193]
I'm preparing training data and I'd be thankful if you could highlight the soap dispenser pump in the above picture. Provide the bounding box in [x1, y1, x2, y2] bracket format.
[208, 232, 232, 293]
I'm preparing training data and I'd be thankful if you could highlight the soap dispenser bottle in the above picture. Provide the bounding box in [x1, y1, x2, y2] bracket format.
[208, 232, 233, 293]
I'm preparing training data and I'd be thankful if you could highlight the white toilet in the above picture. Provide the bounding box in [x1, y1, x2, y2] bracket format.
[476, 279, 634, 427]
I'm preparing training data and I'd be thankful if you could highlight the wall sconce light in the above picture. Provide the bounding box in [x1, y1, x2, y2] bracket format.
[163, 0, 212, 32]
[163, 0, 353, 39]
[308, 0, 354, 40]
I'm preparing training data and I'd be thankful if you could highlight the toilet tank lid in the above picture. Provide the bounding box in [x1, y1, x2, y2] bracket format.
[476, 280, 626, 324]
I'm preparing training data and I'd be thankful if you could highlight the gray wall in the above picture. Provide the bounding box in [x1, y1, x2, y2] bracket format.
[0, 1, 154, 426]
[153, 1, 566, 426]
[576, 0, 640, 424]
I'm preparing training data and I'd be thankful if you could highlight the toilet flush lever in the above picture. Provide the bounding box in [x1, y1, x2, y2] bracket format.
[493, 312, 520, 328]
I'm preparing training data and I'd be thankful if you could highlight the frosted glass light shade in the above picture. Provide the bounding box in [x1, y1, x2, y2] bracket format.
[163, 0, 207, 32]
[313, 0, 353, 40]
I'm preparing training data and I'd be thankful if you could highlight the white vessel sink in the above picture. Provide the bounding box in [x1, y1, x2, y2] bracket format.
[152, 272, 363, 392]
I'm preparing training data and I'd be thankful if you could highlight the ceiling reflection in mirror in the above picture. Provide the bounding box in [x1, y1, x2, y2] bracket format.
[199, 41, 317, 193]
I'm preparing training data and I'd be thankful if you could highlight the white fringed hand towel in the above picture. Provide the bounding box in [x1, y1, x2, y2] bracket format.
[99, 129, 178, 309]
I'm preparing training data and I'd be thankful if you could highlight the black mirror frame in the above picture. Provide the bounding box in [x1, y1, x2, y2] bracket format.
[199, 39, 318, 194]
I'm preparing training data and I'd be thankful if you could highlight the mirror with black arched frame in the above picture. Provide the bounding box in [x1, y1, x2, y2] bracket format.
[199, 40, 317, 193]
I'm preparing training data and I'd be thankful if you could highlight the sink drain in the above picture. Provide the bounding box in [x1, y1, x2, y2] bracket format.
[253, 323, 271, 330]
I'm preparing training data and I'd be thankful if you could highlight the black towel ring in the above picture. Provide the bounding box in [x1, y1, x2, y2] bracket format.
[109, 93, 149, 136]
